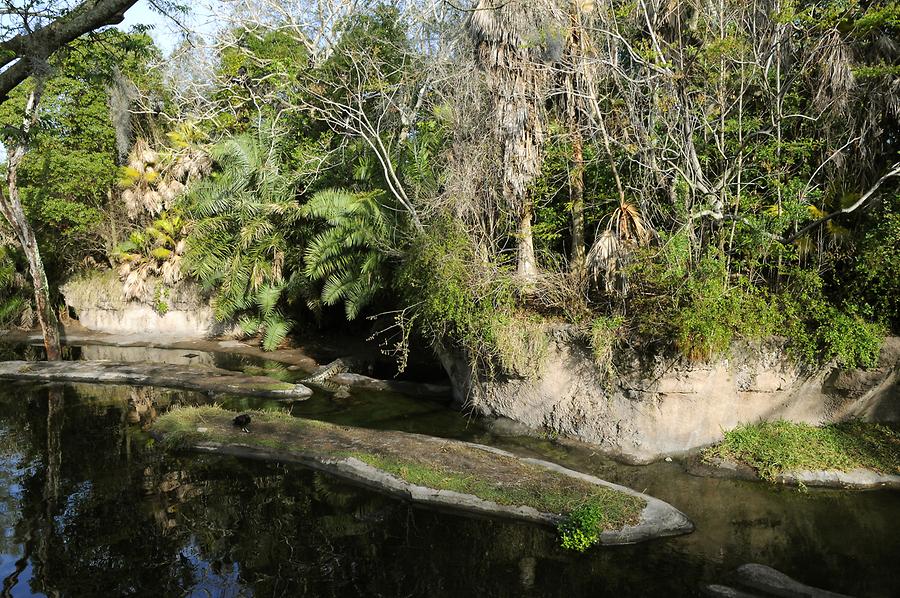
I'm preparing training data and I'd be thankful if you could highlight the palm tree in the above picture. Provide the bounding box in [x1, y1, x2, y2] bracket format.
[467, 0, 560, 281]
[182, 126, 303, 351]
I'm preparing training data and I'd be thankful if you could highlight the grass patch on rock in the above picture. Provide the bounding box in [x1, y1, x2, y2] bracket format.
[704, 420, 900, 482]
[153, 406, 645, 551]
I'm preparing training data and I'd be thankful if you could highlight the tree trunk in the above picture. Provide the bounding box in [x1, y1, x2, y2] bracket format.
[517, 201, 538, 280]
[569, 131, 585, 276]
[22, 231, 61, 361]
[0, 80, 61, 360]
[567, 6, 586, 278]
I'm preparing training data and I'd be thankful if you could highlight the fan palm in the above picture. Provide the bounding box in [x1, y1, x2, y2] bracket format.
[182, 127, 304, 350]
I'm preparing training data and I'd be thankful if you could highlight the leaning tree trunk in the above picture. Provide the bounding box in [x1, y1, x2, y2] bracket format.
[0, 79, 61, 360]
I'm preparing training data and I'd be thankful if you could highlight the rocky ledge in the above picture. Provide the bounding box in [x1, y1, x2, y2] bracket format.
[685, 455, 900, 490]
[152, 407, 694, 546]
[0, 360, 313, 400]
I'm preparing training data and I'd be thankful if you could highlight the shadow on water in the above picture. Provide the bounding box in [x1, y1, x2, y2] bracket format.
[0, 381, 895, 596]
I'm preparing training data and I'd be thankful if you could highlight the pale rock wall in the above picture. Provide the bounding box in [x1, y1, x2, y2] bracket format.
[62, 270, 229, 339]
[439, 329, 899, 463]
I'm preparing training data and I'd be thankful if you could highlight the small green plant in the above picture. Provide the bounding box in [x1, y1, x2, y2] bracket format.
[558, 501, 606, 552]
[153, 285, 171, 315]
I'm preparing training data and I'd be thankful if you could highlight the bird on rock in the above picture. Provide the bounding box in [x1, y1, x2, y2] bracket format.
[232, 413, 251, 433]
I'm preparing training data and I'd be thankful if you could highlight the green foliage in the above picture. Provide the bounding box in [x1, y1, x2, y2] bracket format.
[397, 220, 518, 369]
[303, 188, 391, 319]
[182, 126, 304, 351]
[558, 501, 606, 552]
[674, 256, 781, 361]
[0, 247, 31, 326]
[628, 242, 782, 360]
[816, 308, 884, 368]
[624, 239, 885, 367]
[215, 28, 310, 133]
[704, 420, 900, 482]
[556, 490, 646, 552]
[323, 4, 413, 89]
[777, 269, 884, 368]
[0, 32, 163, 281]
[843, 193, 900, 331]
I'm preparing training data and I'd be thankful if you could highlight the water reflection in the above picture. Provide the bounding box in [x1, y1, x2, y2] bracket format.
[0, 382, 895, 597]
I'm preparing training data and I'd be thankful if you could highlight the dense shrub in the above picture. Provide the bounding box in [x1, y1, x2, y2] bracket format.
[396, 220, 531, 373]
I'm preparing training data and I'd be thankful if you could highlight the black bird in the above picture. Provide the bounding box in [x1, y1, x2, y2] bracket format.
[233, 413, 251, 433]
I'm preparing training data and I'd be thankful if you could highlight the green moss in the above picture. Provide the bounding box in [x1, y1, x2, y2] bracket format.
[153, 406, 645, 551]
[704, 420, 900, 482]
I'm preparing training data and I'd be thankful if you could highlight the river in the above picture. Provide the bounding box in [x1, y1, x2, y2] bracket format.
[0, 344, 896, 596]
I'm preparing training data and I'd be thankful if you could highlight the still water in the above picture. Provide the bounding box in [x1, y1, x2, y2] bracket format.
[0, 377, 896, 597]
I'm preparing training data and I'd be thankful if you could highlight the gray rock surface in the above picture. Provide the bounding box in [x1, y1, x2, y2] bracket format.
[734, 563, 852, 597]
[775, 467, 900, 490]
[688, 455, 900, 489]
[0, 360, 312, 399]
[62, 271, 233, 338]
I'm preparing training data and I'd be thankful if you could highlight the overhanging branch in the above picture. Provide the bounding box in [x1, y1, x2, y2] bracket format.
[0, 0, 138, 103]
[782, 162, 900, 245]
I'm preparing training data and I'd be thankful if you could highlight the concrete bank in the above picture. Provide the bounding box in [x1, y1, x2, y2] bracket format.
[440, 331, 900, 463]
[153, 407, 694, 546]
[0, 360, 313, 400]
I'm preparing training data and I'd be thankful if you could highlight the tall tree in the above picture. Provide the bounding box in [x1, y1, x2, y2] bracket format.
[0, 79, 61, 358]
[0, 0, 148, 358]
[468, 0, 560, 281]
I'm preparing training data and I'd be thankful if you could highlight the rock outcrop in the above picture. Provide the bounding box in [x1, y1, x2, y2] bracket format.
[439, 329, 900, 463]
[62, 271, 230, 338]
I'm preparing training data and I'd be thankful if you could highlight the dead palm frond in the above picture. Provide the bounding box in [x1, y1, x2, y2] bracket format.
[586, 199, 650, 295]
[119, 133, 212, 220]
[608, 200, 650, 245]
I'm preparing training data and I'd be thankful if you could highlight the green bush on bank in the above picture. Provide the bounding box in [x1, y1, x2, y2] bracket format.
[626, 237, 884, 368]
[704, 420, 900, 482]
[397, 220, 550, 375]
